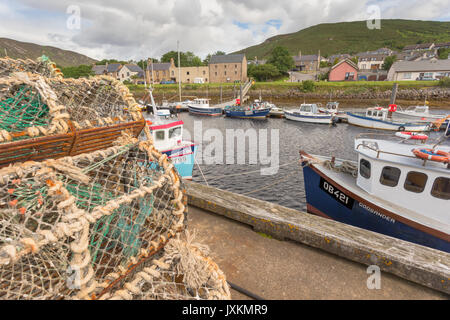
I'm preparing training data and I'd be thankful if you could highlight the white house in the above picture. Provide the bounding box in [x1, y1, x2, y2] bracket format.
[118, 64, 144, 82]
[387, 60, 450, 81]
[357, 53, 387, 70]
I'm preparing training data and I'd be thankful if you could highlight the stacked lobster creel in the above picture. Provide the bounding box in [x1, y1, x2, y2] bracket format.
[0, 138, 187, 299]
[0, 57, 230, 300]
[0, 59, 145, 167]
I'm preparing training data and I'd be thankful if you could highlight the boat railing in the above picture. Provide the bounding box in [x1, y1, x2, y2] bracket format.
[355, 142, 419, 160]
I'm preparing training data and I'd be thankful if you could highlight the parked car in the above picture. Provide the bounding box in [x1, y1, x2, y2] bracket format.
[416, 76, 436, 81]
[160, 80, 176, 84]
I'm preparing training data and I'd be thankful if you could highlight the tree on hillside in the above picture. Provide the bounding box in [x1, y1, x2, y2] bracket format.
[248, 63, 281, 81]
[161, 51, 204, 67]
[382, 55, 397, 71]
[267, 46, 295, 74]
[61, 65, 94, 79]
[333, 58, 339, 66]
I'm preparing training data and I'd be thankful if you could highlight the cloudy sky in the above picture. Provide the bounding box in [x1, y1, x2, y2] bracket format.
[0, 0, 449, 61]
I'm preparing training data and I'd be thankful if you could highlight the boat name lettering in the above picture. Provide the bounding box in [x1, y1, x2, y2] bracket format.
[358, 203, 396, 224]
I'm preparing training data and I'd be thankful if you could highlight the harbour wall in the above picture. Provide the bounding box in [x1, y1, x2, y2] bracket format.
[184, 181, 450, 295]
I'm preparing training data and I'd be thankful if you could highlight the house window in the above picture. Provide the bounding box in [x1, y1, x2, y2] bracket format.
[172, 71, 174, 76]
[235, 71, 237, 75]
[404, 171, 428, 193]
[215, 65, 217, 69]
[224, 71, 227, 75]
[235, 64, 237, 68]
[360, 159, 371, 179]
[380, 166, 401, 187]
[431, 177, 450, 200]
[224, 65, 227, 68]
[403, 73, 411, 79]
[203, 71, 206, 75]
[215, 72, 217, 76]
[127, 72, 130, 76]
[187, 71, 190, 75]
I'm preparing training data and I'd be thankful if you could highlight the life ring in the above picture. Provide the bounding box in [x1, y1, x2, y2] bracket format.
[412, 148, 450, 163]
[389, 104, 397, 112]
[398, 126, 406, 131]
[395, 132, 428, 141]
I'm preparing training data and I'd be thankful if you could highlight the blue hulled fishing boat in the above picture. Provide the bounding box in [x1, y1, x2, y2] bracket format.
[224, 100, 271, 119]
[300, 127, 450, 253]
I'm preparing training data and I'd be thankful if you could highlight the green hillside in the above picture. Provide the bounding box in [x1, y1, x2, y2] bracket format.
[235, 19, 450, 59]
[0, 38, 97, 67]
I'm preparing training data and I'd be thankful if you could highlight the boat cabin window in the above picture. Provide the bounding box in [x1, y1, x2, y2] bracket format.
[380, 166, 401, 187]
[367, 110, 373, 116]
[155, 130, 165, 141]
[431, 177, 450, 200]
[300, 105, 312, 112]
[169, 126, 182, 139]
[359, 159, 371, 179]
[404, 171, 428, 193]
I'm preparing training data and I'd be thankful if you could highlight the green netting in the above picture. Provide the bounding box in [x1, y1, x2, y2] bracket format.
[0, 86, 49, 132]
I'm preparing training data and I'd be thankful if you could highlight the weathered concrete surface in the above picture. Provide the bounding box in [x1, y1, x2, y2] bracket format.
[185, 181, 450, 295]
[188, 206, 447, 299]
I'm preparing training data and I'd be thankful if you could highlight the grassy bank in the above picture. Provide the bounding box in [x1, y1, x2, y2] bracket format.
[127, 80, 441, 95]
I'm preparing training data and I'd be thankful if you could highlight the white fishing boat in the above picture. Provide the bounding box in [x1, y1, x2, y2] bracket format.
[347, 107, 431, 132]
[269, 105, 284, 118]
[300, 127, 450, 253]
[393, 105, 449, 125]
[318, 101, 340, 115]
[187, 98, 222, 116]
[284, 103, 334, 124]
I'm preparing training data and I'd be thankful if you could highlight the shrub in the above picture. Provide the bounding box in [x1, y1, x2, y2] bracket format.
[301, 80, 315, 92]
[438, 77, 450, 87]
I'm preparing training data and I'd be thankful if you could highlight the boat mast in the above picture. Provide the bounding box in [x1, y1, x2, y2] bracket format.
[177, 40, 182, 102]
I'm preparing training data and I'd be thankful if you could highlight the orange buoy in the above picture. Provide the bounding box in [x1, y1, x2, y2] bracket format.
[412, 148, 450, 163]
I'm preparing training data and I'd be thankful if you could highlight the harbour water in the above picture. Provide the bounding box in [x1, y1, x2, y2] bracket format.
[180, 108, 450, 212]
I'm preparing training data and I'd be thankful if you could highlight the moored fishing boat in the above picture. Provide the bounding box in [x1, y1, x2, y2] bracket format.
[224, 100, 271, 119]
[187, 98, 222, 116]
[392, 105, 449, 129]
[268, 105, 284, 118]
[300, 130, 450, 252]
[285, 103, 335, 124]
[346, 106, 430, 132]
[144, 89, 197, 180]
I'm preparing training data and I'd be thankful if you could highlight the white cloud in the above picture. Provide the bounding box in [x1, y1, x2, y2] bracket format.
[0, 0, 448, 61]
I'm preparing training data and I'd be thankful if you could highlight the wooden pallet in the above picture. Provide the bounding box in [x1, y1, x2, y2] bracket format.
[0, 119, 146, 168]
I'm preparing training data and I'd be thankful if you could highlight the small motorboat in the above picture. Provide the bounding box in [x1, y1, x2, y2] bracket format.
[284, 103, 335, 124]
[188, 98, 222, 116]
[346, 107, 431, 132]
[392, 105, 449, 129]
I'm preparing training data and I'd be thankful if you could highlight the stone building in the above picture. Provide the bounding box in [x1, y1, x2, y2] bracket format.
[209, 54, 248, 83]
[146, 59, 174, 83]
[173, 65, 209, 83]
